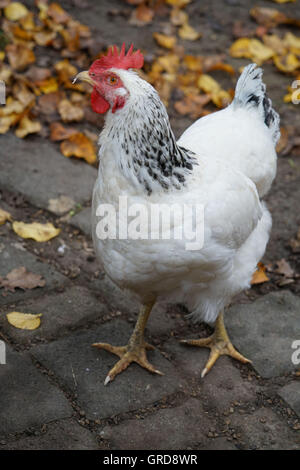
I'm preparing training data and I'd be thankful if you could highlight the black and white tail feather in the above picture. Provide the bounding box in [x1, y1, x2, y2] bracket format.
[233, 63, 280, 145]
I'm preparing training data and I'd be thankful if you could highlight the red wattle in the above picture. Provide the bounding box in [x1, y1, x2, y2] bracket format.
[91, 88, 110, 114]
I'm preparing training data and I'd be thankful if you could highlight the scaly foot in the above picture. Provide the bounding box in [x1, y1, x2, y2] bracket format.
[93, 340, 163, 385]
[180, 311, 251, 378]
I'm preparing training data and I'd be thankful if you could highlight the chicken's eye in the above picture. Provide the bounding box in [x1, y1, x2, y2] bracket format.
[107, 76, 118, 86]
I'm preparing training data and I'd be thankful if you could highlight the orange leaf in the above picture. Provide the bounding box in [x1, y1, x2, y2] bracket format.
[50, 122, 78, 141]
[47, 2, 70, 24]
[153, 33, 176, 50]
[251, 262, 270, 285]
[60, 133, 97, 164]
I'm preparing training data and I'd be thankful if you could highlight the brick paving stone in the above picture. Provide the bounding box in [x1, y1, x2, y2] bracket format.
[0, 419, 99, 450]
[100, 398, 218, 450]
[0, 135, 97, 213]
[229, 407, 300, 450]
[0, 235, 68, 306]
[71, 207, 92, 237]
[279, 381, 300, 419]
[226, 291, 300, 378]
[0, 347, 72, 435]
[31, 320, 186, 420]
[91, 274, 140, 315]
[0, 286, 109, 345]
[164, 338, 257, 412]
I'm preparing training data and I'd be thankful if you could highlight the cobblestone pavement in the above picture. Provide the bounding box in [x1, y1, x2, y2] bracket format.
[0, 0, 300, 450]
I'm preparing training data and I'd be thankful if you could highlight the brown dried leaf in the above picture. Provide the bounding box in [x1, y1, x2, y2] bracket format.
[289, 228, 300, 253]
[275, 258, 294, 278]
[12, 82, 35, 108]
[60, 132, 97, 164]
[130, 4, 154, 25]
[38, 92, 61, 114]
[0, 266, 45, 292]
[175, 93, 211, 119]
[58, 98, 84, 122]
[48, 195, 76, 215]
[250, 7, 300, 29]
[34, 30, 56, 46]
[276, 127, 289, 154]
[6, 43, 36, 71]
[54, 59, 77, 85]
[26, 66, 51, 84]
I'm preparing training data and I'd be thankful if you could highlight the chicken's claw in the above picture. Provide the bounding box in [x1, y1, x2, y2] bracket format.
[180, 311, 251, 378]
[92, 341, 163, 385]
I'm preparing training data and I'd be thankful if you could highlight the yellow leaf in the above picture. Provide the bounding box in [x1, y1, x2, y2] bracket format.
[262, 34, 288, 56]
[197, 74, 231, 108]
[274, 53, 300, 73]
[12, 221, 60, 242]
[15, 116, 41, 138]
[166, 0, 190, 7]
[283, 32, 300, 55]
[183, 55, 202, 72]
[38, 77, 59, 94]
[230, 38, 274, 65]
[6, 312, 42, 330]
[170, 8, 188, 26]
[0, 114, 19, 134]
[271, 0, 295, 3]
[251, 262, 270, 285]
[230, 38, 252, 58]
[60, 133, 97, 164]
[0, 51, 5, 61]
[153, 33, 177, 50]
[178, 22, 201, 41]
[4, 2, 29, 21]
[0, 97, 25, 116]
[0, 208, 12, 225]
[249, 39, 274, 65]
[198, 74, 220, 94]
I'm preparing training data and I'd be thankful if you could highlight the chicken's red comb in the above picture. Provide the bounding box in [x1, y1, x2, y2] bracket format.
[90, 43, 144, 73]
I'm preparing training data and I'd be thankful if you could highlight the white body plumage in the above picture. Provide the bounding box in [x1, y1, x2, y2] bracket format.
[92, 65, 278, 324]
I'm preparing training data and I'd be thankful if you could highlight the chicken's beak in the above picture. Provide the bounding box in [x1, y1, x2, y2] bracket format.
[73, 70, 95, 86]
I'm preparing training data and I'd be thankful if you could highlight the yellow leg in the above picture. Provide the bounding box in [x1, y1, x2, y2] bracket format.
[180, 311, 251, 378]
[93, 301, 163, 385]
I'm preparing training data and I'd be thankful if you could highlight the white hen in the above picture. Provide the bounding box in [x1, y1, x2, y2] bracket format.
[75, 45, 279, 384]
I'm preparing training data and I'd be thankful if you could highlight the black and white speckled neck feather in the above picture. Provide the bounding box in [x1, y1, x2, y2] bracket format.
[99, 69, 197, 195]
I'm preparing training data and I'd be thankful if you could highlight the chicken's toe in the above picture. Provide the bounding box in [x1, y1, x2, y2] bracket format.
[93, 341, 163, 384]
